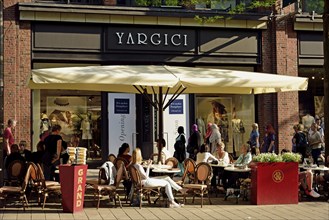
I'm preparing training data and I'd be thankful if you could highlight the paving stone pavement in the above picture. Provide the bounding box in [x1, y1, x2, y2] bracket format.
[0, 194, 328, 220]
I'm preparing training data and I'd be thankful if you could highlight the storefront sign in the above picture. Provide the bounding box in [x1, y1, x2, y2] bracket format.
[169, 99, 183, 114]
[114, 98, 130, 114]
[116, 32, 187, 47]
[107, 27, 195, 52]
[76, 168, 84, 207]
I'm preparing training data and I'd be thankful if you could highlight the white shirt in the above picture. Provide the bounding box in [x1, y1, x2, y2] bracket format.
[162, 148, 171, 161]
[196, 152, 218, 164]
[212, 151, 230, 165]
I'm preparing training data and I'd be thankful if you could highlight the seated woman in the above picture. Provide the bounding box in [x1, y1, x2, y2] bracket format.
[222, 144, 252, 191]
[211, 142, 230, 187]
[196, 144, 219, 164]
[234, 144, 252, 166]
[212, 142, 230, 165]
[131, 148, 188, 208]
[117, 143, 132, 164]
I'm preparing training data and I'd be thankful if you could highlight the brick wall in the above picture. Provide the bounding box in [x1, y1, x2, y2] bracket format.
[3, 1, 32, 150]
[259, 11, 299, 153]
[275, 15, 299, 152]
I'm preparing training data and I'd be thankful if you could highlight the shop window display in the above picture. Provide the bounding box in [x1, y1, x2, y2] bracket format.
[35, 91, 102, 161]
[196, 95, 254, 157]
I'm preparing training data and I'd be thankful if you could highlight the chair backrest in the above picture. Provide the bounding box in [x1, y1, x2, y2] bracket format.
[195, 162, 212, 185]
[21, 163, 34, 193]
[7, 160, 26, 184]
[115, 163, 125, 188]
[108, 154, 117, 163]
[165, 157, 178, 168]
[183, 158, 196, 183]
[128, 164, 142, 189]
[36, 163, 48, 188]
[98, 167, 109, 185]
[28, 162, 40, 182]
[114, 157, 129, 169]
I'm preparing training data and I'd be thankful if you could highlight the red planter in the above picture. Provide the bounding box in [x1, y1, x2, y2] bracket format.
[59, 164, 88, 213]
[250, 162, 298, 205]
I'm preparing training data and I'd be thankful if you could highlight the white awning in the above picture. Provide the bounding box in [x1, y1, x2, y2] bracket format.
[28, 65, 308, 94]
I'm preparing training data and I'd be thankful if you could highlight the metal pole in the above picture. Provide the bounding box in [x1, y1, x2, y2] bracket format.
[158, 87, 163, 163]
[323, 1, 329, 162]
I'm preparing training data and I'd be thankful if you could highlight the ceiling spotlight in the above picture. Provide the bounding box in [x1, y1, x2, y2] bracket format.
[311, 76, 315, 79]
[321, 77, 324, 80]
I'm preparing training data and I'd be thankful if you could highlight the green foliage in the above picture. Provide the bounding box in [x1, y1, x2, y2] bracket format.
[253, 152, 301, 163]
[281, 152, 302, 162]
[303, 0, 324, 14]
[135, 0, 161, 6]
[165, 0, 179, 6]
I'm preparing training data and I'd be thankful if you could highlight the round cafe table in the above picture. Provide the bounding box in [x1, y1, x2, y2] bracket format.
[223, 166, 251, 203]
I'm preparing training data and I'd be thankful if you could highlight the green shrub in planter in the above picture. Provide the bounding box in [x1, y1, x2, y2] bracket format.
[281, 152, 301, 163]
[252, 152, 301, 163]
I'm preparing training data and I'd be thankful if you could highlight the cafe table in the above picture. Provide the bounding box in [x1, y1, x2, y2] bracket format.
[223, 165, 251, 203]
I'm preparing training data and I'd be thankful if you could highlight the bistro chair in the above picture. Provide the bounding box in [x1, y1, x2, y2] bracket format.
[176, 158, 194, 187]
[36, 164, 61, 209]
[165, 157, 179, 168]
[128, 165, 161, 209]
[184, 158, 197, 183]
[92, 164, 124, 208]
[0, 163, 33, 211]
[182, 162, 213, 208]
[5, 160, 26, 186]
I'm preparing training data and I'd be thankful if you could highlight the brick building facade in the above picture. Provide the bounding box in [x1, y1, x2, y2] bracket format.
[0, 0, 323, 160]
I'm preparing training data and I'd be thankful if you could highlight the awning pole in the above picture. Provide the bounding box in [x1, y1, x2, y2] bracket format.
[158, 87, 163, 164]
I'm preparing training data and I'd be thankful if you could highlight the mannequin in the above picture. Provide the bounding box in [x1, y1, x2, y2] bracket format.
[231, 108, 243, 156]
[81, 115, 92, 140]
[302, 114, 315, 131]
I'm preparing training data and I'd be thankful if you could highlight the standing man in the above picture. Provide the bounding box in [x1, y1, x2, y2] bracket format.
[3, 119, 17, 157]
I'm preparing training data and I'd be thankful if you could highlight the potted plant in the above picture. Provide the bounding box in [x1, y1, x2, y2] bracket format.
[250, 153, 301, 205]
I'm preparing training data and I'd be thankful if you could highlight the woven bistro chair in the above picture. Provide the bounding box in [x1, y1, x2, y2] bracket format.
[182, 162, 213, 208]
[92, 163, 124, 208]
[165, 157, 179, 168]
[6, 160, 26, 186]
[36, 164, 61, 209]
[0, 163, 33, 211]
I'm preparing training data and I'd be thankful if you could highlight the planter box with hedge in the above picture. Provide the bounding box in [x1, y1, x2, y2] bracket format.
[250, 153, 301, 205]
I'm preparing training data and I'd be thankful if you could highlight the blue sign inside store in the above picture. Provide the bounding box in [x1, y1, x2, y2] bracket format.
[114, 98, 129, 114]
[169, 99, 183, 114]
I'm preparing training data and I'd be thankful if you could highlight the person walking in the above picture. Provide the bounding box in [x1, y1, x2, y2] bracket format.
[3, 119, 17, 157]
[187, 124, 201, 161]
[249, 123, 260, 155]
[260, 124, 276, 153]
